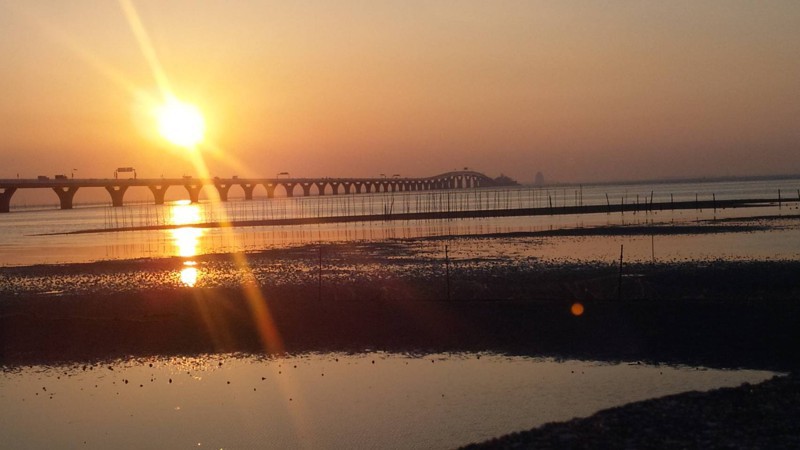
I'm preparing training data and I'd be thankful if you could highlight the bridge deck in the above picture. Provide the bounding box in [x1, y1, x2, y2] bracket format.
[0, 171, 501, 212]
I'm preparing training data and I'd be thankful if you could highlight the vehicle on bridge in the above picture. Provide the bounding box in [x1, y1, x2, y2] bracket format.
[115, 167, 137, 179]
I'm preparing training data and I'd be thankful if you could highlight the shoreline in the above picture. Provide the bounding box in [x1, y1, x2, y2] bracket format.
[3, 223, 800, 447]
[3, 219, 800, 369]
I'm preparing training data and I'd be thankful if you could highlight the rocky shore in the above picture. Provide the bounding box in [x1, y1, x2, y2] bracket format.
[463, 373, 800, 449]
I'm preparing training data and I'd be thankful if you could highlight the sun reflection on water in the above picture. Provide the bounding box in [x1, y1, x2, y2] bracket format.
[180, 262, 199, 287]
[172, 227, 203, 257]
[170, 202, 204, 286]
[171, 200, 201, 225]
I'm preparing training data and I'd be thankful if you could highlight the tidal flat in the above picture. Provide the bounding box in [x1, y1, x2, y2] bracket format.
[1, 219, 799, 448]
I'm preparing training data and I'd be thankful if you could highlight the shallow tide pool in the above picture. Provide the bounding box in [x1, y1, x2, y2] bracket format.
[0, 352, 777, 449]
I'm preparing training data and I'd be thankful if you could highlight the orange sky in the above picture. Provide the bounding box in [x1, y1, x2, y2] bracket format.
[1, 1, 799, 183]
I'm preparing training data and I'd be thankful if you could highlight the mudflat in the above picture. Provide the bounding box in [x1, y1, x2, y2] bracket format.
[2, 235, 798, 370]
[2, 223, 799, 448]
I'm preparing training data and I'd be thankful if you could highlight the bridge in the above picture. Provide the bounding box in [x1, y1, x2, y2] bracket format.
[0, 171, 501, 213]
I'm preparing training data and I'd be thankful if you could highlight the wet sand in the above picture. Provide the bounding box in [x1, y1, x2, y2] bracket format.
[1, 237, 798, 369]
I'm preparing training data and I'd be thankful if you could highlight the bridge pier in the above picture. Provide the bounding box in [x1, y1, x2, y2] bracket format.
[184, 184, 203, 203]
[52, 186, 79, 210]
[282, 183, 296, 197]
[241, 184, 256, 200]
[314, 182, 327, 196]
[0, 187, 17, 213]
[264, 184, 276, 198]
[104, 185, 128, 207]
[148, 185, 169, 205]
[300, 183, 312, 197]
[329, 182, 341, 195]
[214, 183, 231, 202]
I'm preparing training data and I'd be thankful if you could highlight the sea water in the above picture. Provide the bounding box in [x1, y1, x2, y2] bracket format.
[0, 178, 797, 448]
[0, 353, 777, 449]
[1, 178, 799, 266]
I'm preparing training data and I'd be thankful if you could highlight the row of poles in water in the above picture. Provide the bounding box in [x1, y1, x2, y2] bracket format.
[102, 186, 798, 230]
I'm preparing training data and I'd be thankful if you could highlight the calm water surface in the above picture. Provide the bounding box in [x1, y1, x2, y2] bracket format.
[0, 353, 777, 449]
[1, 179, 796, 448]
[1, 178, 799, 266]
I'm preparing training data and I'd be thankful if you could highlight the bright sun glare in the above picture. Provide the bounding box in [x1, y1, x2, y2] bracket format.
[156, 98, 205, 148]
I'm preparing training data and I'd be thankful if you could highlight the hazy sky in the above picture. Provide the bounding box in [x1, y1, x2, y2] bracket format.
[1, 1, 799, 183]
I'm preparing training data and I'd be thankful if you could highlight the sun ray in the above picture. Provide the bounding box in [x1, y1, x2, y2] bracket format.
[117, 0, 173, 97]
[3, 3, 144, 99]
[115, 0, 287, 362]
[10, 0, 289, 372]
[199, 141, 256, 177]
[8, 0, 290, 398]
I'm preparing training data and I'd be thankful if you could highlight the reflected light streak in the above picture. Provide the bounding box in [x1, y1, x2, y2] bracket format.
[170, 201, 202, 226]
[172, 227, 202, 257]
[169, 202, 204, 257]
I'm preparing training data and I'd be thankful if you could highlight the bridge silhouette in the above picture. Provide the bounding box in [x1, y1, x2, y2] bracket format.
[0, 171, 501, 213]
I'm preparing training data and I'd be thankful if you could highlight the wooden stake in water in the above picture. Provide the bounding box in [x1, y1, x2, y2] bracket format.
[618, 244, 624, 301]
[445, 245, 451, 301]
[651, 235, 655, 264]
[318, 246, 323, 301]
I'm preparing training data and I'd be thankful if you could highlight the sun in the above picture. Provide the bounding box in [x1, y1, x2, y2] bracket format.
[156, 98, 205, 147]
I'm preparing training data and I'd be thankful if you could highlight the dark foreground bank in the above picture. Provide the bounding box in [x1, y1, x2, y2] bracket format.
[463, 373, 800, 449]
[2, 252, 799, 370]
